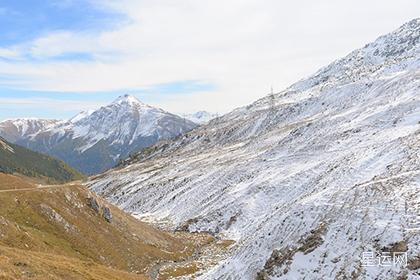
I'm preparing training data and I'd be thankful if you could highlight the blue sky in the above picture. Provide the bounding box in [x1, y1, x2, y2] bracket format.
[0, 0, 419, 121]
[0, 0, 217, 120]
[0, 80, 215, 120]
[0, 0, 126, 119]
[0, 0, 123, 47]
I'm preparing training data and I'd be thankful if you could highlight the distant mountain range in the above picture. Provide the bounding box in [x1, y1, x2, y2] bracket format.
[0, 118, 61, 143]
[184, 111, 218, 124]
[0, 136, 83, 183]
[0, 95, 197, 175]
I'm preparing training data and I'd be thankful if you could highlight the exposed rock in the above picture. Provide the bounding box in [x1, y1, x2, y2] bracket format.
[177, 217, 200, 231]
[297, 223, 327, 254]
[408, 256, 420, 271]
[381, 240, 408, 254]
[40, 204, 77, 232]
[87, 197, 100, 213]
[103, 207, 112, 223]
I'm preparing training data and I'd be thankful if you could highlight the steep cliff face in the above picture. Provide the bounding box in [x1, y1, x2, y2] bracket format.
[88, 19, 420, 279]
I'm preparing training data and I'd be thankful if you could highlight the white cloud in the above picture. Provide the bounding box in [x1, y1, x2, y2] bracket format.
[0, 47, 21, 59]
[0, 97, 104, 112]
[0, 0, 419, 113]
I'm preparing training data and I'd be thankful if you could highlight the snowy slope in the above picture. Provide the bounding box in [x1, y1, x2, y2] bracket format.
[88, 19, 420, 279]
[5, 95, 197, 174]
[185, 111, 218, 124]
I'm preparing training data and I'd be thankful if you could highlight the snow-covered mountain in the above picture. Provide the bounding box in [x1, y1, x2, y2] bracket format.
[185, 111, 218, 124]
[0, 118, 62, 143]
[2, 95, 197, 175]
[88, 19, 420, 279]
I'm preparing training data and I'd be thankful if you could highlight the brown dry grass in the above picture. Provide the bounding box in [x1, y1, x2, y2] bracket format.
[159, 262, 200, 280]
[0, 245, 146, 280]
[0, 173, 209, 279]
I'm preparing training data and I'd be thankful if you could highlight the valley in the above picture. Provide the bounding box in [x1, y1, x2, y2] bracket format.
[0, 13, 418, 280]
[0, 173, 233, 279]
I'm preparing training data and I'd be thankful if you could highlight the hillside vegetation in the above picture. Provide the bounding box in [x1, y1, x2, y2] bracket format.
[0, 137, 83, 183]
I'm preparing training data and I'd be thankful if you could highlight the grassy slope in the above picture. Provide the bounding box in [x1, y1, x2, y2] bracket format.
[0, 245, 146, 280]
[0, 174, 209, 279]
[0, 137, 83, 183]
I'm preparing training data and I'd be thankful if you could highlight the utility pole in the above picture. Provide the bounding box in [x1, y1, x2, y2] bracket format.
[269, 85, 275, 112]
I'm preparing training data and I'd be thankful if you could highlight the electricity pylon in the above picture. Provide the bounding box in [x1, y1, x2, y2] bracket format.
[269, 86, 275, 112]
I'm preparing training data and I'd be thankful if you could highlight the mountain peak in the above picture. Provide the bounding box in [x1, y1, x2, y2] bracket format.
[185, 111, 218, 124]
[112, 94, 144, 106]
[7, 93, 197, 174]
